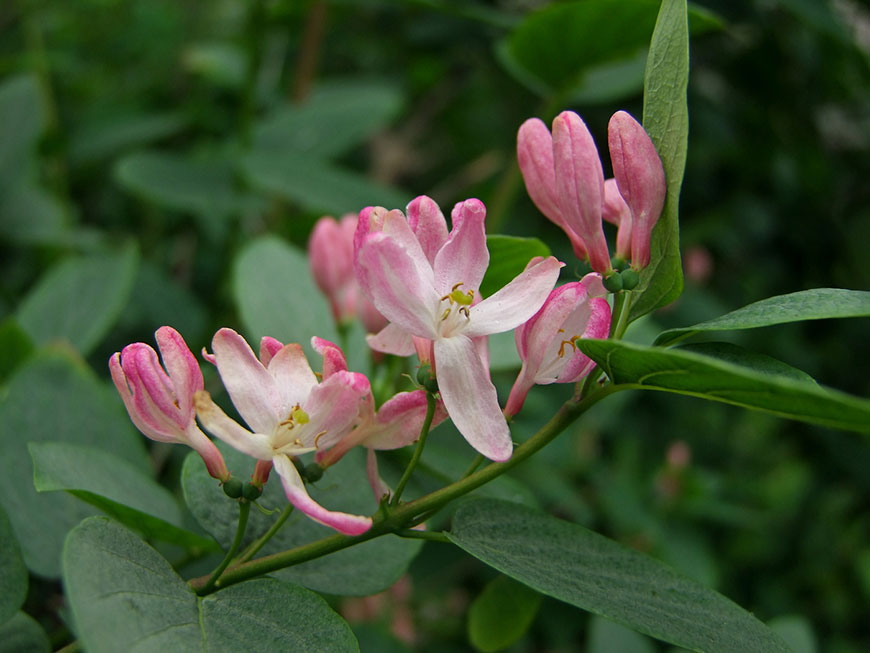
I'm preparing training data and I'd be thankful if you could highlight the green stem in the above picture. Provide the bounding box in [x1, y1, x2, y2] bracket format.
[390, 391, 437, 506]
[461, 454, 485, 479]
[188, 385, 614, 595]
[612, 291, 635, 339]
[237, 504, 293, 563]
[197, 500, 251, 594]
[394, 528, 451, 543]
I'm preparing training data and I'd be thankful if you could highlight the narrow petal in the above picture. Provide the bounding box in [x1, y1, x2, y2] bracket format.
[311, 337, 348, 379]
[504, 366, 536, 418]
[517, 118, 566, 227]
[434, 199, 490, 295]
[464, 256, 562, 337]
[211, 328, 282, 434]
[183, 423, 230, 481]
[193, 390, 274, 460]
[268, 343, 318, 409]
[356, 233, 439, 339]
[154, 326, 203, 423]
[273, 455, 372, 536]
[434, 336, 513, 462]
[406, 195, 449, 265]
[366, 322, 416, 356]
[552, 111, 612, 274]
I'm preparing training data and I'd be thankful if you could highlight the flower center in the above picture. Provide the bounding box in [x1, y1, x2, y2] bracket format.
[437, 282, 474, 337]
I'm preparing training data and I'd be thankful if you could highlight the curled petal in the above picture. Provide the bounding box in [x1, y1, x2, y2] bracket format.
[434, 199, 490, 295]
[434, 335, 512, 462]
[301, 370, 371, 451]
[110, 351, 181, 442]
[406, 195, 449, 265]
[273, 455, 372, 536]
[311, 337, 348, 379]
[259, 336, 284, 366]
[154, 327, 203, 424]
[464, 256, 563, 337]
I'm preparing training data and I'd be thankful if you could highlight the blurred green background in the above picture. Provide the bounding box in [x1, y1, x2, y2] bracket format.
[0, 0, 868, 651]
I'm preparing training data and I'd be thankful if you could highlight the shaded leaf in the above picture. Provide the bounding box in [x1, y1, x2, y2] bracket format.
[588, 615, 655, 653]
[0, 505, 27, 625]
[480, 235, 551, 297]
[0, 612, 50, 653]
[676, 342, 817, 384]
[654, 288, 870, 346]
[0, 320, 35, 384]
[30, 442, 217, 551]
[0, 352, 148, 577]
[468, 575, 542, 652]
[16, 245, 139, 356]
[0, 185, 69, 246]
[0, 74, 44, 185]
[578, 339, 870, 432]
[630, 0, 689, 321]
[182, 445, 423, 596]
[63, 517, 358, 653]
[68, 111, 187, 165]
[448, 499, 790, 652]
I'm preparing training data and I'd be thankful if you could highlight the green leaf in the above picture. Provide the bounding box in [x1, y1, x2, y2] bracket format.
[676, 342, 817, 384]
[63, 517, 359, 652]
[68, 111, 187, 165]
[242, 150, 409, 216]
[0, 185, 69, 246]
[468, 575, 542, 652]
[0, 612, 50, 653]
[630, 0, 689, 321]
[497, 0, 718, 100]
[768, 615, 817, 653]
[232, 235, 338, 359]
[0, 353, 149, 577]
[0, 74, 44, 185]
[115, 151, 248, 217]
[0, 319, 35, 384]
[253, 79, 402, 159]
[30, 442, 218, 552]
[588, 615, 655, 653]
[448, 499, 790, 652]
[0, 505, 27, 625]
[16, 245, 139, 356]
[182, 444, 423, 596]
[578, 339, 870, 432]
[654, 288, 870, 346]
[480, 235, 551, 297]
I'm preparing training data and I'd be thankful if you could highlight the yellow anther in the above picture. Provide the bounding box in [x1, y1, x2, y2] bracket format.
[557, 336, 580, 358]
[441, 307, 452, 320]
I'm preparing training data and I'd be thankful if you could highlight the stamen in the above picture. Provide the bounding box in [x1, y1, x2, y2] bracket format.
[313, 430, 328, 448]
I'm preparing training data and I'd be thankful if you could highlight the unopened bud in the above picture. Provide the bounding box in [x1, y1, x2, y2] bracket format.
[603, 273, 624, 293]
[222, 478, 243, 499]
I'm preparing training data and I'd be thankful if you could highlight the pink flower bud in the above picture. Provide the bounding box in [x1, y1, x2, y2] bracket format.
[608, 111, 666, 268]
[308, 214, 358, 323]
[602, 178, 632, 261]
[109, 327, 229, 481]
[505, 279, 611, 417]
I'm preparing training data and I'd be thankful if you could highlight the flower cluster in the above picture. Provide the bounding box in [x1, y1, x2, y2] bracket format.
[110, 109, 663, 537]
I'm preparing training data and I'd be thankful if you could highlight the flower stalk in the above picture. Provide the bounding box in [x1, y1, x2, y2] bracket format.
[390, 391, 438, 506]
[197, 499, 252, 595]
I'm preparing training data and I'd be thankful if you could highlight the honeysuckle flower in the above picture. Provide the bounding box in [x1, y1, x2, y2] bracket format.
[193, 328, 373, 535]
[109, 327, 230, 481]
[517, 109, 666, 273]
[309, 214, 388, 334]
[355, 196, 563, 462]
[505, 272, 612, 417]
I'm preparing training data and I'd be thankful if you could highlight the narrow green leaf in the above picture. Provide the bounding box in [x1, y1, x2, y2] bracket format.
[63, 517, 358, 652]
[115, 151, 246, 217]
[232, 235, 338, 359]
[16, 245, 139, 356]
[253, 79, 402, 158]
[630, 0, 689, 321]
[182, 445, 423, 597]
[676, 342, 817, 384]
[0, 353, 148, 577]
[242, 150, 409, 216]
[578, 339, 870, 433]
[30, 442, 217, 552]
[0, 505, 27, 625]
[468, 575, 542, 652]
[448, 499, 790, 652]
[0, 612, 50, 653]
[654, 288, 870, 346]
[481, 235, 551, 297]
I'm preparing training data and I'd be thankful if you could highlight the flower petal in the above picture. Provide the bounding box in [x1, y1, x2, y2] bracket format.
[434, 335, 512, 462]
[356, 232, 439, 338]
[433, 199, 490, 295]
[268, 343, 318, 410]
[311, 337, 348, 379]
[603, 178, 633, 260]
[366, 322, 416, 356]
[154, 326, 203, 424]
[464, 256, 562, 337]
[301, 370, 370, 450]
[406, 195, 449, 265]
[193, 390, 274, 460]
[517, 118, 565, 227]
[273, 455, 372, 536]
[211, 328, 282, 434]
[366, 448, 392, 502]
[110, 352, 180, 442]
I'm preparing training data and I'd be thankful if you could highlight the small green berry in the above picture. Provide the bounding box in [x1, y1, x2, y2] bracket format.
[620, 268, 640, 290]
[243, 483, 263, 501]
[222, 478, 243, 499]
[603, 273, 624, 293]
[304, 463, 324, 483]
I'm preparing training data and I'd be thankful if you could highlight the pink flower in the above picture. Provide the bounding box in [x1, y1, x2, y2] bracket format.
[193, 328, 373, 535]
[505, 273, 612, 417]
[309, 214, 388, 334]
[517, 110, 665, 272]
[355, 196, 563, 462]
[109, 327, 229, 481]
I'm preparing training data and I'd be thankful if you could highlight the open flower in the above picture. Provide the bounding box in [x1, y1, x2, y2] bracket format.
[194, 328, 373, 535]
[355, 196, 562, 462]
[505, 272, 612, 417]
[110, 327, 229, 481]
